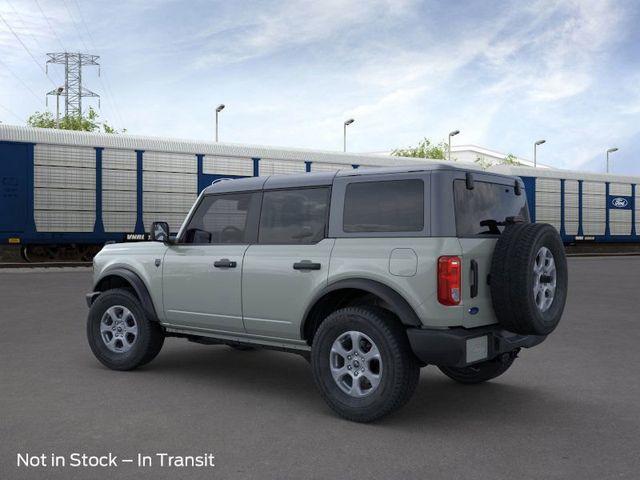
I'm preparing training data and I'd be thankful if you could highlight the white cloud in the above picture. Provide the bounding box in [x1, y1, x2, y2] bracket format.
[1, 0, 638, 174]
[190, 0, 415, 69]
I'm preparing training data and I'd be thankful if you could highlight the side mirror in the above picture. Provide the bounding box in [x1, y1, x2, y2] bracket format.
[151, 222, 170, 243]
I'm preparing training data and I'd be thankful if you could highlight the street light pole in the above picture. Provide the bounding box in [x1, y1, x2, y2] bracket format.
[215, 104, 225, 142]
[534, 139, 546, 168]
[55, 87, 64, 128]
[448, 130, 460, 161]
[343, 118, 354, 152]
[606, 147, 618, 173]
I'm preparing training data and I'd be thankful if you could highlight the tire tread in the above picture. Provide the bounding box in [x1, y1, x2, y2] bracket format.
[312, 306, 419, 422]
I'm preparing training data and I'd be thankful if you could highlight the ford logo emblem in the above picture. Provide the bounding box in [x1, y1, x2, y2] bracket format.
[611, 197, 629, 208]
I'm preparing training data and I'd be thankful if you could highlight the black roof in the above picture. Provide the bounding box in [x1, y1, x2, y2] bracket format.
[202, 164, 518, 194]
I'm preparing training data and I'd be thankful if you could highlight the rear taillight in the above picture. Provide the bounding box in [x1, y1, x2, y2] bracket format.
[438, 256, 461, 306]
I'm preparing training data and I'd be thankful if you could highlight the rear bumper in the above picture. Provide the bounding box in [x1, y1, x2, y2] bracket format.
[406, 324, 546, 368]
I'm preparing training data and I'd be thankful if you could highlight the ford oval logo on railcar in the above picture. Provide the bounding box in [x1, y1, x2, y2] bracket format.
[611, 197, 629, 208]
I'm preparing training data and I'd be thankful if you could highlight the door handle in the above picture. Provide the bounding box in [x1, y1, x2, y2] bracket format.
[214, 258, 237, 268]
[293, 260, 321, 271]
[470, 259, 478, 298]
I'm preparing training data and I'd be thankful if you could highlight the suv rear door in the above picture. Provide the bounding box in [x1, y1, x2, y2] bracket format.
[453, 175, 529, 328]
[242, 186, 333, 340]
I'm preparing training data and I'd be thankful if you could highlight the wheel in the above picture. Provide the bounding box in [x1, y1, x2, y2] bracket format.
[311, 306, 420, 423]
[490, 223, 568, 335]
[438, 352, 517, 384]
[87, 288, 164, 371]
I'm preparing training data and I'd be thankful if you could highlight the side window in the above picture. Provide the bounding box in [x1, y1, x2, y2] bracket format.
[343, 179, 424, 233]
[182, 192, 259, 244]
[259, 188, 329, 244]
[453, 180, 530, 236]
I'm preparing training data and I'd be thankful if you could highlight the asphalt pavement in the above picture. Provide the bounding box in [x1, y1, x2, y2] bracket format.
[1, 257, 639, 479]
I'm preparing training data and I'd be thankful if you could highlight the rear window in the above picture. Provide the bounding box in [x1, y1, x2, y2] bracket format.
[454, 180, 529, 236]
[343, 179, 424, 233]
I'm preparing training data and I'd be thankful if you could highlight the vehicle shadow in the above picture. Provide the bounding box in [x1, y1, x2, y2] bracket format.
[131, 342, 579, 429]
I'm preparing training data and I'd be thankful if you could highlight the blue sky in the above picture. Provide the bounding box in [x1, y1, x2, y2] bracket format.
[1, 0, 639, 174]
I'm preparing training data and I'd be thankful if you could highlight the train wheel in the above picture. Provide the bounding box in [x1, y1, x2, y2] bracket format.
[21, 245, 61, 263]
[22, 244, 102, 263]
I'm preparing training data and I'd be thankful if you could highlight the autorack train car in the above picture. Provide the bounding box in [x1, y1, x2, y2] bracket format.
[0, 125, 420, 261]
[491, 165, 640, 245]
[1, 124, 639, 261]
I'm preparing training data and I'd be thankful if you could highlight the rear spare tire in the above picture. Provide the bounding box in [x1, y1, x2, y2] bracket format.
[490, 223, 567, 335]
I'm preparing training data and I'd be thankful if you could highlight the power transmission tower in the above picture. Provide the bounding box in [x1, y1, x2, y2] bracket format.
[46, 53, 100, 118]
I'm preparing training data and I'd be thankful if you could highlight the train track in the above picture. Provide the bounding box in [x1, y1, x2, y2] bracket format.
[0, 262, 92, 269]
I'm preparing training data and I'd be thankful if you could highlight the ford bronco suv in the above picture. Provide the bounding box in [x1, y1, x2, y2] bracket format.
[86, 165, 567, 422]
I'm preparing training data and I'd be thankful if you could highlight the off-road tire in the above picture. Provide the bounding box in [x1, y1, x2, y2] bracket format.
[490, 223, 568, 335]
[87, 288, 164, 371]
[439, 353, 516, 384]
[311, 306, 420, 423]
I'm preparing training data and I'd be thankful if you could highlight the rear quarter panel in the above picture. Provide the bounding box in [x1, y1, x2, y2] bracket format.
[328, 237, 464, 328]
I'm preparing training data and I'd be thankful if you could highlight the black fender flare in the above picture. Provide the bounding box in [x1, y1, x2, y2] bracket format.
[301, 278, 422, 339]
[91, 267, 159, 322]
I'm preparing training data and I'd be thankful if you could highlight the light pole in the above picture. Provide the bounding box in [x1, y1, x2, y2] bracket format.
[534, 139, 546, 168]
[606, 147, 618, 173]
[55, 87, 64, 128]
[343, 118, 354, 152]
[215, 104, 225, 142]
[448, 130, 460, 161]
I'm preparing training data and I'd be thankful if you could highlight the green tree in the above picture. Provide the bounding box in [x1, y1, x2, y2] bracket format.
[27, 107, 125, 133]
[475, 152, 522, 170]
[474, 155, 494, 169]
[502, 153, 521, 165]
[392, 138, 450, 160]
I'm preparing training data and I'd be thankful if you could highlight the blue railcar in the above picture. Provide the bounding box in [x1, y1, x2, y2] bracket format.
[0, 125, 413, 260]
[491, 165, 640, 244]
[2, 125, 638, 260]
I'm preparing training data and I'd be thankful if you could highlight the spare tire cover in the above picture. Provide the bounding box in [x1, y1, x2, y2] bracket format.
[490, 223, 568, 336]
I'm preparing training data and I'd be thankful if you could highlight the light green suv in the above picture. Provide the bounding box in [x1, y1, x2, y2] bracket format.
[86, 165, 568, 422]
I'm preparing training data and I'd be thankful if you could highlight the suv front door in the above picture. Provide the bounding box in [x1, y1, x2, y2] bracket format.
[242, 187, 334, 340]
[162, 192, 260, 333]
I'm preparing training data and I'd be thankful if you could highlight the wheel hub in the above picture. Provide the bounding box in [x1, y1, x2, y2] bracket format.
[100, 305, 138, 353]
[533, 246, 557, 313]
[330, 331, 382, 398]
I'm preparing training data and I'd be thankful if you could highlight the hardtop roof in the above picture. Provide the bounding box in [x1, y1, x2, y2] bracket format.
[202, 164, 519, 194]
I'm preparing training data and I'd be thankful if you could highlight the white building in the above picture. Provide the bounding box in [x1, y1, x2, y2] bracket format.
[365, 144, 550, 168]
[450, 145, 550, 169]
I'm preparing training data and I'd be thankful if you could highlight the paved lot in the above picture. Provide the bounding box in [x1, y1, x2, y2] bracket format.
[1, 257, 639, 480]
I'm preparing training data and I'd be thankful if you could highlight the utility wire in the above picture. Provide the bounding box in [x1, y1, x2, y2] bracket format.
[0, 11, 57, 87]
[34, 0, 67, 53]
[0, 57, 44, 103]
[5, 0, 42, 49]
[70, 0, 126, 127]
[61, 0, 90, 52]
[4, 0, 65, 85]
[0, 102, 24, 122]
[71, 0, 96, 47]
